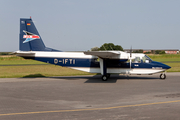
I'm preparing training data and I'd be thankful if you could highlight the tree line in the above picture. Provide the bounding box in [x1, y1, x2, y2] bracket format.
[91, 43, 123, 51]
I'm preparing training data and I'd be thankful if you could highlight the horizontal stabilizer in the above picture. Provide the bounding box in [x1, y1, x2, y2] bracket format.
[13, 51, 35, 57]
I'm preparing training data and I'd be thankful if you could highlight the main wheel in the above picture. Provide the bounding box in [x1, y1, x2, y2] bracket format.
[102, 75, 108, 81]
[160, 73, 166, 79]
[107, 73, 111, 78]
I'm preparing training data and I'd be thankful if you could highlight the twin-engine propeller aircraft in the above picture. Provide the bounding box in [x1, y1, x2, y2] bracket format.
[14, 17, 171, 81]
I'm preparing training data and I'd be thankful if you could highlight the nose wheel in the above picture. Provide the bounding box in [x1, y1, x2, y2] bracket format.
[160, 73, 166, 79]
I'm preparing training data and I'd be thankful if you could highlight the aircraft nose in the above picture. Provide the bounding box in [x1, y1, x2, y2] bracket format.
[152, 61, 171, 70]
[166, 65, 171, 69]
[162, 64, 171, 69]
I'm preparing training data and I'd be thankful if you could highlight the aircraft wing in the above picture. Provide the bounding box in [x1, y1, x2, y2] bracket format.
[84, 51, 120, 59]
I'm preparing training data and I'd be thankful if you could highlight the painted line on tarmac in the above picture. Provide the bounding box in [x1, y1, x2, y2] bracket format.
[0, 100, 180, 116]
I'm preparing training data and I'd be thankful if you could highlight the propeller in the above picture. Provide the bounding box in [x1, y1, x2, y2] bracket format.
[130, 46, 132, 69]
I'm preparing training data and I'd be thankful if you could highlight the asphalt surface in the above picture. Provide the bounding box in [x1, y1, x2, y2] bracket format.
[0, 73, 180, 120]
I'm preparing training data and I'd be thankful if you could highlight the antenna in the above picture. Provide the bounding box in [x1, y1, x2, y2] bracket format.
[110, 45, 113, 50]
[103, 45, 107, 51]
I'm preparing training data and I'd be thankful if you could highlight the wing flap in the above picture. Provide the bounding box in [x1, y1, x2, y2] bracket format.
[84, 51, 120, 59]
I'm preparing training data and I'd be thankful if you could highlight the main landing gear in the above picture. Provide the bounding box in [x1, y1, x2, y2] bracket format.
[160, 73, 166, 79]
[102, 74, 111, 81]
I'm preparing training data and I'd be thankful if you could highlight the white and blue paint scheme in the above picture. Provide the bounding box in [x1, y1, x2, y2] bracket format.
[15, 17, 171, 81]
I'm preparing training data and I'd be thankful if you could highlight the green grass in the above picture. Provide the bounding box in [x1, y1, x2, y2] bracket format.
[148, 54, 180, 62]
[151, 58, 180, 62]
[165, 63, 180, 72]
[0, 56, 94, 78]
[0, 56, 46, 65]
[0, 65, 94, 78]
[0, 54, 180, 78]
[148, 54, 180, 59]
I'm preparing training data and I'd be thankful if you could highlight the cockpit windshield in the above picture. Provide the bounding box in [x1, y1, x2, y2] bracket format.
[142, 55, 152, 63]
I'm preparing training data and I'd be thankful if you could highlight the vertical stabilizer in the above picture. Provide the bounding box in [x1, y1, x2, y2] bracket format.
[20, 18, 47, 51]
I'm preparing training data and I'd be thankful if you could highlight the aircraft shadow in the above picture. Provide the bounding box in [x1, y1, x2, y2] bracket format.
[22, 74, 46, 78]
[85, 75, 159, 83]
[50, 75, 118, 83]
[49, 75, 159, 83]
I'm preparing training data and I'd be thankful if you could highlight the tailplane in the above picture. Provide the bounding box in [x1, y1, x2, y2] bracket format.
[20, 17, 60, 51]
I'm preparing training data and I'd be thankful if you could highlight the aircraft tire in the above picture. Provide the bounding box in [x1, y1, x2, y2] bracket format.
[102, 75, 108, 81]
[160, 73, 166, 79]
[107, 73, 111, 78]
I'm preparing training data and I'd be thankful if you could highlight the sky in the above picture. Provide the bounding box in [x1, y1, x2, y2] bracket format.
[0, 0, 180, 52]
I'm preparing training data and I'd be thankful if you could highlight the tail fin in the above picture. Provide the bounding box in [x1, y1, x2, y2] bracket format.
[20, 17, 60, 51]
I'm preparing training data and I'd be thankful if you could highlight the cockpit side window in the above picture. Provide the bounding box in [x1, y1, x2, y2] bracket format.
[132, 57, 141, 63]
[142, 55, 152, 63]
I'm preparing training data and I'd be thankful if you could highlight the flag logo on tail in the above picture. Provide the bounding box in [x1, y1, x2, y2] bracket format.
[23, 30, 40, 43]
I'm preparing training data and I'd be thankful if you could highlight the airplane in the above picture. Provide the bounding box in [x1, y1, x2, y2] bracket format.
[14, 17, 171, 81]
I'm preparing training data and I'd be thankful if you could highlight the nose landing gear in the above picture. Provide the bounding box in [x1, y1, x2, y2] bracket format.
[160, 73, 166, 79]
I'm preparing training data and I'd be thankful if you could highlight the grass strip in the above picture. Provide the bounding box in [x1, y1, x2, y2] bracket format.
[0, 65, 94, 78]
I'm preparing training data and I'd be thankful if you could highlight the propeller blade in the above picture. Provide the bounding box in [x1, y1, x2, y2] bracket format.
[130, 46, 132, 57]
[130, 46, 132, 69]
